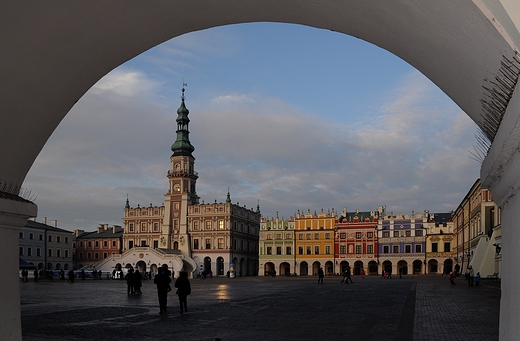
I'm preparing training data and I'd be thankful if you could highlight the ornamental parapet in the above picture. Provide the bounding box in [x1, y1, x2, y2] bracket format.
[426, 252, 452, 258]
[167, 169, 198, 178]
[379, 253, 424, 258]
[379, 236, 425, 243]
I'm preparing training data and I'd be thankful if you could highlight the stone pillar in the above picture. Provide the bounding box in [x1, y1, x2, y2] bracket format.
[0, 197, 37, 341]
[482, 82, 520, 340]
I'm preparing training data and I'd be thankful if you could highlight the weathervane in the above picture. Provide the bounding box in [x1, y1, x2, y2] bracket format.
[181, 80, 187, 100]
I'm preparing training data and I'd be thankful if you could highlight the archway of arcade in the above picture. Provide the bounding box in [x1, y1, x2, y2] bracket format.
[2, 2, 520, 340]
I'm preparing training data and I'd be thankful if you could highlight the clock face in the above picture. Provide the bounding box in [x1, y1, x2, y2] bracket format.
[173, 184, 180, 192]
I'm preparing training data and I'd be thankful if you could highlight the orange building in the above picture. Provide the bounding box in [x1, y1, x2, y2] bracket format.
[294, 209, 337, 276]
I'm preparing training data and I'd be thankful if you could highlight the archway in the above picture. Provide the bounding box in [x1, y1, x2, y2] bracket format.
[428, 259, 439, 274]
[443, 259, 454, 275]
[312, 261, 321, 276]
[324, 261, 334, 276]
[217, 257, 224, 276]
[2, 3, 520, 340]
[264, 262, 275, 276]
[299, 261, 309, 276]
[368, 261, 378, 275]
[339, 261, 350, 274]
[354, 261, 363, 276]
[280, 262, 291, 276]
[398, 260, 408, 276]
[203, 257, 212, 276]
[413, 260, 423, 275]
[135, 260, 146, 273]
[382, 261, 392, 276]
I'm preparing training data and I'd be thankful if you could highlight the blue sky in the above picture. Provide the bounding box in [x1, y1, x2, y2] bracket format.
[24, 23, 480, 231]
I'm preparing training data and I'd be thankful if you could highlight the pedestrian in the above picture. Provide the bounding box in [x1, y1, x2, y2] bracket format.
[34, 269, 38, 282]
[341, 269, 347, 284]
[361, 269, 365, 279]
[317, 267, 324, 284]
[133, 270, 142, 295]
[387, 269, 392, 279]
[174, 271, 191, 314]
[98, 270, 102, 280]
[399, 267, 402, 279]
[22, 269, 28, 282]
[125, 268, 135, 295]
[60, 269, 65, 280]
[475, 272, 481, 286]
[449, 271, 456, 285]
[81, 269, 85, 280]
[381, 270, 385, 279]
[345, 265, 353, 284]
[68, 269, 75, 282]
[466, 265, 474, 286]
[154, 264, 172, 314]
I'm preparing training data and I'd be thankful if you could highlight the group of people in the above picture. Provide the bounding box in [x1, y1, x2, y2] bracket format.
[124, 268, 143, 295]
[153, 264, 191, 315]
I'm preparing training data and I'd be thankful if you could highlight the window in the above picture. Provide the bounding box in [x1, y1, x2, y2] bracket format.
[266, 247, 272, 255]
[367, 244, 373, 254]
[104, 241, 108, 247]
[129, 241, 133, 249]
[306, 234, 311, 240]
[87, 252, 91, 259]
[276, 233, 282, 240]
[416, 230, 423, 236]
[340, 245, 346, 254]
[65, 237, 69, 243]
[356, 245, 362, 254]
[298, 246, 303, 255]
[205, 239, 211, 249]
[48, 235, 53, 242]
[27, 247, 32, 256]
[367, 232, 373, 238]
[173, 220, 179, 230]
[325, 233, 330, 239]
[154, 223, 159, 232]
[129, 223, 134, 232]
[276, 247, 282, 255]
[431, 242, 438, 252]
[383, 231, 390, 238]
[37, 248, 41, 257]
[406, 230, 411, 237]
[48, 248, 53, 257]
[19, 247, 23, 256]
[193, 221, 199, 231]
[325, 246, 331, 255]
[39, 234, 43, 241]
[206, 221, 212, 230]
[340, 233, 346, 239]
[65, 250, 69, 257]
[306, 246, 311, 255]
[112, 240, 116, 247]
[153, 240, 158, 248]
[94, 252, 99, 259]
[219, 220, 224, 230]
[286, 246, 292, 255]
[356, 232, 361, 239]
[217, 238, 224, 249]
[286, 233, 291, 239]
[56, 249, 61, 257]
[393, 231, 399, 237]
[383, 245, 390, 253]
[444, 242, 451, 252]
[299, 233, 303, 240]
[314, 246, 320, 254]
[19, 232, 23, 239]
[314, 233, 319, 240]
[57, 236, 61, 243]
[415, 244, 422, 253]
[405, 245, 411, 253]
[103, 252, 108, 259]
[88, 241, 92, 247]
[95, 241, 99, 247]
[193, 239, 199, 249]
[267, 234, 272, 240]
[29, 233, 34, 240]
[393, 245, 399, 253]
[141, 240, 146, 247]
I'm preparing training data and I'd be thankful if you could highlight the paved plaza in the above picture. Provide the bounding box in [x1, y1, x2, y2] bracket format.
[20, 274, 500, 341]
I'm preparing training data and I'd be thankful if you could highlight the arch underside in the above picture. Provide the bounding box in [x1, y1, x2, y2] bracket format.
[0, 1, 517, 187]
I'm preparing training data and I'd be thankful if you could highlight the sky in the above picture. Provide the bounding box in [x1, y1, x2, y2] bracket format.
[24, 23, 480, 231]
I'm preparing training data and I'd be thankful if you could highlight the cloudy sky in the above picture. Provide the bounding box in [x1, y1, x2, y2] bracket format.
[24, 23, 480, 231]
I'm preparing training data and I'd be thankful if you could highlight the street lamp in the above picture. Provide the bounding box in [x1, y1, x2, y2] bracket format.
[333, 226, 338, 275]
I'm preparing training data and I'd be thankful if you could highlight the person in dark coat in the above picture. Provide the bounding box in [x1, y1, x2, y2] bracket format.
[67, 269, 75, 282]
[174, 271, 191, 314]
[154, 265, 172, 314]
[317, 267, 324, 284]
[133, 270, 142, 295]
[125, 269, 135, 295]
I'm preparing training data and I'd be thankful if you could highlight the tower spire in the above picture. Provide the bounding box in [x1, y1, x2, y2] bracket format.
[171, 86, 195, 156]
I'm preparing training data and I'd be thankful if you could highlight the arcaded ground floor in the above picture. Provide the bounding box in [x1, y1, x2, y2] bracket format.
[20, 273, 500, 340]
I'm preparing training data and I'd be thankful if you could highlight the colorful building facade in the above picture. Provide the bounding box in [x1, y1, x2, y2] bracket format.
[259, 213, 295, 276]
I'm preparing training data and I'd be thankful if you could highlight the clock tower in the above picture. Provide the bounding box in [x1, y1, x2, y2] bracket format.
[162, 87, 199, 254]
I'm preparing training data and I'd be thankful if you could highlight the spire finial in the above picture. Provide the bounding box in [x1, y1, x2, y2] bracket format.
[181, 81, 187, 101]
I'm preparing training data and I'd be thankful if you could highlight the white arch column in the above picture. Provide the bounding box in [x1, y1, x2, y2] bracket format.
[482, 80, 520, 340]
[0, 198, 37, 340]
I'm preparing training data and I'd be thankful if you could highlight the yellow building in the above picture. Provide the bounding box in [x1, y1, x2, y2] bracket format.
[294, 209, 337, 276]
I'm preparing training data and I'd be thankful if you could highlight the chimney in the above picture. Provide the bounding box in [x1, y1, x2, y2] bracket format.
[51, 220, 57, 228]
[41, 217, 47, 225]
[74, 229, 85, 237]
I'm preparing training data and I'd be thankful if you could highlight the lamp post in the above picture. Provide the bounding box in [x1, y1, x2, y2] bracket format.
[333, 226, 338, 275]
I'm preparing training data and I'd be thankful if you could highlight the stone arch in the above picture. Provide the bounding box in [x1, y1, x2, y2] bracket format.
[280, 262, 291, 276]
[299, 261, 309, 276]
[353, 260, 363, 275]
[368, 260, 378, 275]
[264, 262, 275, 276]
[216, 257, 225, 276]
[397, 260, 408, 275]
[428, 259, 439, 274]
[413, 260, 424, 274]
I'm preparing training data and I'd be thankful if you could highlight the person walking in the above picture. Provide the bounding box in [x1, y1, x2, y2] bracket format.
[133, 270, 143, 295]
[361, 269, 365, 279]
[449, 271, 456, 285]
[154, 264, 172, 314]
[317, 267, 324, 284]
[33, 269, 38, 282]
[68, 269, 75, 282]
[174, 271, 191, 314]
[345, 265, 353, 284]
[125, 268, 135, 295]
[475, 272, 481, 286]
[466, 265, 474, 286]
